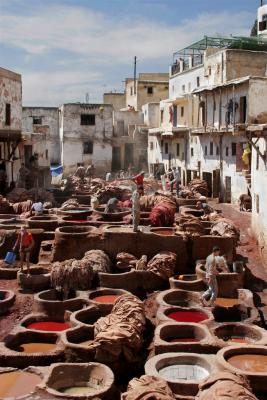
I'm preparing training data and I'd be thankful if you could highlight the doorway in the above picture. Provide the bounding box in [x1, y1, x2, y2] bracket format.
[112, 146, 121, 171]
[212, 169, 220, 198]
[124, 143, 134, 170]
[202, 172, 212, 197]
[225, 176, 232, 203]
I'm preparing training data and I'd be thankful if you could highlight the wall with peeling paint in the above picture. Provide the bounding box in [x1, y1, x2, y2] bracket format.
[0, 68, 22, 132]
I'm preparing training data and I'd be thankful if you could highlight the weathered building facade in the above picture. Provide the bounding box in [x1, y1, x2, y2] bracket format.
[0, 67, 22, 186]
[103, 92, 126, 111]
[59, 103, 113, 176]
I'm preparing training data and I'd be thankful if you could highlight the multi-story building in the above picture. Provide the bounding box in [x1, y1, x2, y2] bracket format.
[0, 67, 22, 186]
[125, 73, 169, 111]
[59, 103, 113, 176]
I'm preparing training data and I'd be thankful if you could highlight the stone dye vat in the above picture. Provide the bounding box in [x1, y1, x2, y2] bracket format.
[21, 314, 72, 333]
[213, 323, 267, 346]
[57, 208, 92, 219]
[212, 289, 254, 323]
[42, 362, 114, 399]
[154, 322, 216, 355]
[93, 206, 131, 221]
[217, 345, 267, 392]
[34, 289, 85, 317]
[169, 274, 206, 292]
[0, 289, 15, 314]
[0, 369, 42, 399]
[61, 325, 96, 362]
[98, 270, 139, 293]
[88, 288, 130, 312]
[150, 227, 176, 236]
[156, 289, 201, 308]
[157, 306, 213, 326]
[145, 352, 217, 397]
[27, 215, 59, 231]
[18, 266, 51, 291]
[70, 305, 110, 328]
[0, 330, 64, 368]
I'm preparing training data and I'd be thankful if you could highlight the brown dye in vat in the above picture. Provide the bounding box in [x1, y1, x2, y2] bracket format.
[0, 371, 42, 398]
[168, 338, 199, 343]
[78, 339, 94, 346]
[152, 230, 174, 236]
[228, 354, 267, 373]
[93, 295, 120, 303]
[16, 342, 57, 353]
[60, 386, 96, 394]
[215, 298, 240, 307]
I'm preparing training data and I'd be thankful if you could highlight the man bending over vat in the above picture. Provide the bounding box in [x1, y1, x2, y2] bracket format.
[201, 246, 221, 307]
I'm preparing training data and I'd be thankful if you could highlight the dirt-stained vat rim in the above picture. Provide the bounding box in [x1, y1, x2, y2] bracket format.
[55, 225, 97, 235]
[41, 362, 114, 398]
[70, 305, 109, 328]
[156, 289, 201, 308]
[157, 305, 214, 326]
[213, 322, 267, 346]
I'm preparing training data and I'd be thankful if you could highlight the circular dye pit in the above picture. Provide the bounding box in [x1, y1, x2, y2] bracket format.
[78, 339, 95, 347]
[159, 364, 209, 381]
[93, 295, 120, 304]
[167, 310, 208, 323]
[215, 298, 240, 307]
[151, 228, 175, 236]
[15, 342, 57, 353]
[26, 321, 71, 332]
[0, 371, 42, 399]
[227, 354, 267, 373]
[168, 338, 200, 343]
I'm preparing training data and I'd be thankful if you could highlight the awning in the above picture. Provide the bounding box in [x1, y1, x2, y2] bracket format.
[0, 130, 22, 141]
[161, 131, 173, 137]
[192, 76, 251, 94]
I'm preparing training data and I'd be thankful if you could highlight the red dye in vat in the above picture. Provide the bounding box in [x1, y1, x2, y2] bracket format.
[167, 311, 208, 323]
[168, 338, 200, 343]
[26, 321, 71, 331]
[93, 295, 120, 303]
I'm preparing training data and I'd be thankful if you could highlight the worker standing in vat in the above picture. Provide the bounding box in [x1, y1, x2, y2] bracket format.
[132, 171, 145, 195]
[132, 189, 141, 232]
[104, 197, 119, 213]
[13, 225, 34, 276]
[170, 167, 181, 196]
[201, 246, 220, 307]
[74, 163, 86, 181]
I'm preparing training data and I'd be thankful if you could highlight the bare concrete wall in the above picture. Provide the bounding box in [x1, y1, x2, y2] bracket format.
[103, 93, 126, 111]
[0, 68, 22, 132]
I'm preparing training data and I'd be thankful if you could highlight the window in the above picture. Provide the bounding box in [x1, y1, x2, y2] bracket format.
[164, 143, 169, 154]
[216, 146, 219, 156]
[5, 103, 11, 126]
[181, 106, 184, 117]
[147, 86, 153, 94]
[182, 85, 185, 93]
[210, 142, 213, 156]
[256, 146, 260, 170]
[226, 147, 229, 156]
[83, 141, 93, 154]
[150, 142, 154, 151]
[176, 143, 180, 157]
[191, 147, 194, 157]
[161, 139, 163, 148]
[196, 77, 200, 87]
[256, 194, 260, 213]
[208, 66, 212, 76]
[160, 110, 164, 123]
[205, 146, 207, 156]
[231, 143, 236, 156]
[81, 114, 95, 125]
[45, 149, 48, 160]
[33, 116, 42, 125]
[130, 86, 133, 96]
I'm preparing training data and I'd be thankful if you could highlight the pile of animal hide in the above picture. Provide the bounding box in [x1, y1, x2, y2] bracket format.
[211, 218, 240, 241]
[12, 200, 33, 214]
[178, 217, 206, 236]
[188, 179, 208, 196]
[95, 185, 131, 204]
[116, 252, 137, 270]
[144, 251, 176, 280]
[178, 188, 196, 199]
[140, 192, 176, 211]
[82, 250, 111, 273]
[149, 201, 176, 226]
[7, 188, 54, 204]
[122, 375, 176, 400]
[93, 294, 146, 362]
[51, 258, 94, 297]
[60, 199, 80, 210]
[196, 372, 258, 400]
[115, 251, 176, 280]
[64, 176, 86, 192]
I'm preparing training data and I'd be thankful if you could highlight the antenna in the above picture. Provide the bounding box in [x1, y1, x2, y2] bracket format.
[85, 92, 89, 103]
[134, 56, 137, 95]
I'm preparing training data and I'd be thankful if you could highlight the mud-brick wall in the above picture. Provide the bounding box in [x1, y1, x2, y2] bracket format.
[52, 230, 235, 272]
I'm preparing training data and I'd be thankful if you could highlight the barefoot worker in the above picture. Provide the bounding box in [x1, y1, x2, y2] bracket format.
[13, 225, 34, 275]
[201, 246, 220, 307]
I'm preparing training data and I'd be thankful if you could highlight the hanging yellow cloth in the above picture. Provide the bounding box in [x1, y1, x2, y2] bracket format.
[242, 144, 251, 165]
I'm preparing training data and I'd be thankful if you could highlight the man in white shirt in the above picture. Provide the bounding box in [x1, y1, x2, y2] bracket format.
[201, 246, 220, 307]
[31, 201, 43, 215]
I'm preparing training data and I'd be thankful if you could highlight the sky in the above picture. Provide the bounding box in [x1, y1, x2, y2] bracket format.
[0, 0, 261, 106]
